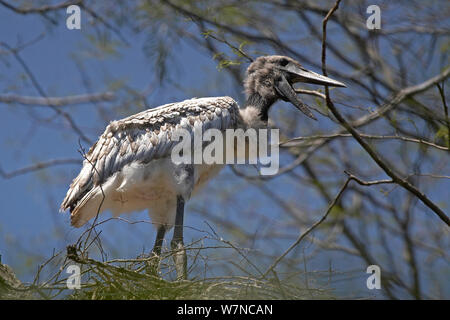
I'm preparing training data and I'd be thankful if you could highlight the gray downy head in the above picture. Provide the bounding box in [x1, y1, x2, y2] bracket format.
[244, 55, 346, 121]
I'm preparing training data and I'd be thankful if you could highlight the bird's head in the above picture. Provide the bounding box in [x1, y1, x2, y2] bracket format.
[244, 55, 346, 121]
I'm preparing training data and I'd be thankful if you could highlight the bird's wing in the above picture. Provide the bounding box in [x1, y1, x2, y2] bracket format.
[60, 96, 239, 212]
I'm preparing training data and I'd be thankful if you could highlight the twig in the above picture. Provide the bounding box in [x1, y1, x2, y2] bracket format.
[0, 92, 115, 107]
[344, 171, 394, 186]
[0, 41, 93, 145]
[76, 142, 106, 256]
[437, 82, 450, 149]
[262, 176, 351, 278]
[320, 0, 450, 226]
[233, 67, 450, 183]
[0, 159, 82, 179]
[204, 221, 264, 277]
[79, 2, 130, 46]
[0, 0, 82, 15]
[351, 67, 450, 129]
[280, 133, 449, 151]
[321, 0, 342, 76]
[202, 31, 254, 62]
[294, 89, 326, 99]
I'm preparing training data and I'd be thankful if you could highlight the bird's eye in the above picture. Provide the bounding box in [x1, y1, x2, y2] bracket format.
[279, 59, 289, 67]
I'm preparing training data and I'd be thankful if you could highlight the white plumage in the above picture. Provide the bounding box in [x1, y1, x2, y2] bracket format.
[60, 96, 240, 228]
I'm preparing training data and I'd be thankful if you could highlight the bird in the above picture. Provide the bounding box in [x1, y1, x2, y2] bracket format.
[60, 55, 345, 280]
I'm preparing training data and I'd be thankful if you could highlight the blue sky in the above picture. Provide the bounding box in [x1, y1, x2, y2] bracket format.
[0, 2, 448, 299]
[0, 5, 252, 278]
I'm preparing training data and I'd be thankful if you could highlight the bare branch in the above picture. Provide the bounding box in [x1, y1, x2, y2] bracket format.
[281, 133, 449, 151]
[0, 92, 115, 107]
[0, 159, 82, 179]
[201, 29, 254, 63]
[437, 82, 450, 149]
[344, 171, 394, 186]
[321, 0, 450, 226]
[0, 41, 93, 144]
[263, 176, 351, 278]
[0, 0, 82, 15]
[294, 89, 326, 99]
[78, 2, 130, 46]
[351, 67, 450, 128]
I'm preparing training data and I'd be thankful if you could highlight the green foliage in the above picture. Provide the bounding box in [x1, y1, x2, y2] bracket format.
[213, 55, 242, 71]
[84, 34, 122, 59]
[435, 126, 449, 147]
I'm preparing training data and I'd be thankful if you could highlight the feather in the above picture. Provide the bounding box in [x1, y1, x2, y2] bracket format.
[60, 96, 239, 220]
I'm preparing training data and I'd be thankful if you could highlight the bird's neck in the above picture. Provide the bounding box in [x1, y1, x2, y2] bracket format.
[241, 93, 276, 127]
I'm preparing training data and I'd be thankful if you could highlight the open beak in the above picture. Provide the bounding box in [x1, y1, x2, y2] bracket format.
[275, 63, 346, 120]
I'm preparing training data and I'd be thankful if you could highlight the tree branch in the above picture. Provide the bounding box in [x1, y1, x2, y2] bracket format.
[321, 0, 450, 226]
[0, 92, 115, 107]
[0, 41, 93, 145]
[0, 0, 82, 14]
[262, 176, 352, 278]
[281, 133, 449, 151]
[0, 159, 82, 179]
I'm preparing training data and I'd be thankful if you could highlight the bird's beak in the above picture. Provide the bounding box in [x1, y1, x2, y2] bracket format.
[284, 63, 346, 87]
[276, 63, 346, 120]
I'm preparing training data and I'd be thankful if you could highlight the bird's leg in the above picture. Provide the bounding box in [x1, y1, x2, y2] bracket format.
[171, 195, 187, 280]
[152, 224, 166, 257]
[147, 224, 166, 275]
[170, 163, 194, 280]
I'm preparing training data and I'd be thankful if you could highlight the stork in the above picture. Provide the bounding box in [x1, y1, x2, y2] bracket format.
[60, 55, 345, 280]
